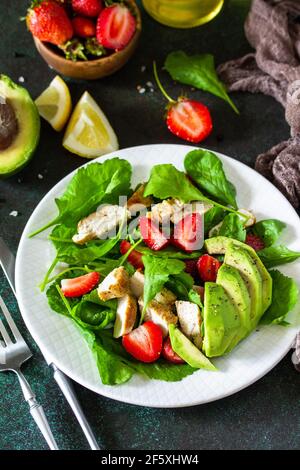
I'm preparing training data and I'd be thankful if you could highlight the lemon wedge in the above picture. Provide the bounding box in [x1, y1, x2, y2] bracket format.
[63, 91, 119, 158]
[35, 75, 72, 132]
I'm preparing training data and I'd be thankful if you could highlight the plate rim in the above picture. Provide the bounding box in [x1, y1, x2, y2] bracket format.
[15, 143, 299, 408]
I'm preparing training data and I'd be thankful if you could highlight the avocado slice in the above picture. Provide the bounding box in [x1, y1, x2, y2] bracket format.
[0, 75, 40, 177]
[224, 243, 263, 328]
[202, 282, 241, 357]
[216, 264, 251, 349]
[169, 324, 216, 371]
[206, 236, 272, 313]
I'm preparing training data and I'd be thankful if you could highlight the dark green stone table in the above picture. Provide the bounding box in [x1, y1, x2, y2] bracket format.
[0, 0, 299, 450]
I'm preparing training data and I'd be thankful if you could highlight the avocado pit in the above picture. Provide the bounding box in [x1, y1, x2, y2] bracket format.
[0, 97, 18, 150]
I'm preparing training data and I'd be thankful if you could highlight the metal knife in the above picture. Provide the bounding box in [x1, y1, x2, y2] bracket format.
[0, 237, 100, 450]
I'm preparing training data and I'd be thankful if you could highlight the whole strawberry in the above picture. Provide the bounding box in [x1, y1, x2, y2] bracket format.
[27, 0, 74, 46]
[72, 0, 103, 17]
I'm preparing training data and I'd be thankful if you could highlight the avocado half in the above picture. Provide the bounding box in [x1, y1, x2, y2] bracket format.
[0, 75, 40, 178]
[202, 236, 273, 357]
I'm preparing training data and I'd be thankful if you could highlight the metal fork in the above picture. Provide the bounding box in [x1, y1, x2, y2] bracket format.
[0, 296, 58, 450]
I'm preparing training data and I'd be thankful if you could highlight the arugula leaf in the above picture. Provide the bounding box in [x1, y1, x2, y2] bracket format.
[260, 270, 299, 325]
[50, 223, 124, 265]
[142, 255, 185, 314]
[218, 213, 246, 242]
[29, 158, 132, 237]
[184, 149, 237, 208]
[204, 206, 225, 236]
[144, 164, 203, 203]
[258, 245, 300, 268]
[252, 219, 286, 247]
[164, 51, 239, 113]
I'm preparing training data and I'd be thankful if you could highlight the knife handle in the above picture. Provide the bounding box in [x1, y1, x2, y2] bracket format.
[52, 364, 100, 450]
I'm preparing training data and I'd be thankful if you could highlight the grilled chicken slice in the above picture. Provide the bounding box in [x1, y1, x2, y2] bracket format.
[154, 288, 177, 306]
[150, 199, 212, 225]
[113, 294, 137, 338]
[175, 300, 203, 349]
[129, 270, 145, 298]
[72, 205, 130, 245]
[98, 266, 130, 301]
[138, 298, 177, 337]
[127, 184, 153, 214]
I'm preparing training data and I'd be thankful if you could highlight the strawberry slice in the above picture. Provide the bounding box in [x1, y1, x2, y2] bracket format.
[61, 272, 100, 297]
[167, 99, 213, 143]
[122, 321, 163, 363]
[172, 213, 204, 252]
[120, 240, 144, 270]
[162, 336, 185, 364]
[72, 17, 96, 38]
[139, 216, 169, 251]
[246, 233, 265, 251]
[197, 254, 221, 282]
[96, 4, 136, 51]
[153, 62, 213, 143]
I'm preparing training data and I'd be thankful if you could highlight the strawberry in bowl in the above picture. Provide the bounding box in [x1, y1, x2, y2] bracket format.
[25, 0, 142, 79]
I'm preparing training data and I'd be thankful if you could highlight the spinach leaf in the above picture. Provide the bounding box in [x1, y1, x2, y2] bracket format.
[90, 330, 135, 385]
[252, 219, 286, 247]
[46, 269, 84, 316]
[136, 244, 202, 259]
[260, 270, 299, 325]
[72, 302, 115, 330]
[50, 223, 124, 265]
[218, 213, 246, 242]
[30, 158, 132, 237]
[204, 206, 225, 236]
[258, 245, 300, 268]
[164, 51, 238, 113]
[144, 164, 204, 203]
[184, 149, 237, 208]
[167, 274, 203, 308]
[142, 255, 185, 314]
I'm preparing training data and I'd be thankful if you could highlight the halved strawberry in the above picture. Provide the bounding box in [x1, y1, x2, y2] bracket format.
[197, 254, 221, 283]
[167, 99, 213, 143]
[72, 16, 96, 37]
[139, 216, 169, 251]
[120, 240, 144, 270]
[162, 336, 185, 364]
[72, 0, 103, 17]
[246, 233, 265, 251]
[122, 321, 163, 363]
[61, 271, 100, 297]
[172, 213, 204, 253]
[153, 62, 213, 143]
[96, 4, 136, 51]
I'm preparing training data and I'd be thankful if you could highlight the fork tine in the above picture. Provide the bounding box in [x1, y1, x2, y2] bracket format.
[0, 318, 13, 346]
[0, 296, 23, 342]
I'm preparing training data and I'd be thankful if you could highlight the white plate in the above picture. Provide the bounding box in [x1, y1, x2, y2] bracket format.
[15, 144, 300, 408]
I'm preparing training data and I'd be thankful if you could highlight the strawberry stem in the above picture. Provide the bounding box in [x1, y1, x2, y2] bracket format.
[153, 61, 176, 104]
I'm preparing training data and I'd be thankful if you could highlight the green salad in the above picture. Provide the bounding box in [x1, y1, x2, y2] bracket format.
[30, 149, 300, 385]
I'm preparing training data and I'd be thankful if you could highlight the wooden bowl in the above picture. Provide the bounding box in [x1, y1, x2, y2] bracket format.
[33, 0, 142, 80]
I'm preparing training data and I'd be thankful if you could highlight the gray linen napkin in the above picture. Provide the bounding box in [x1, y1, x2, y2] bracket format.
[217, 0, 300, 208]
[217, 0, 300, 370]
